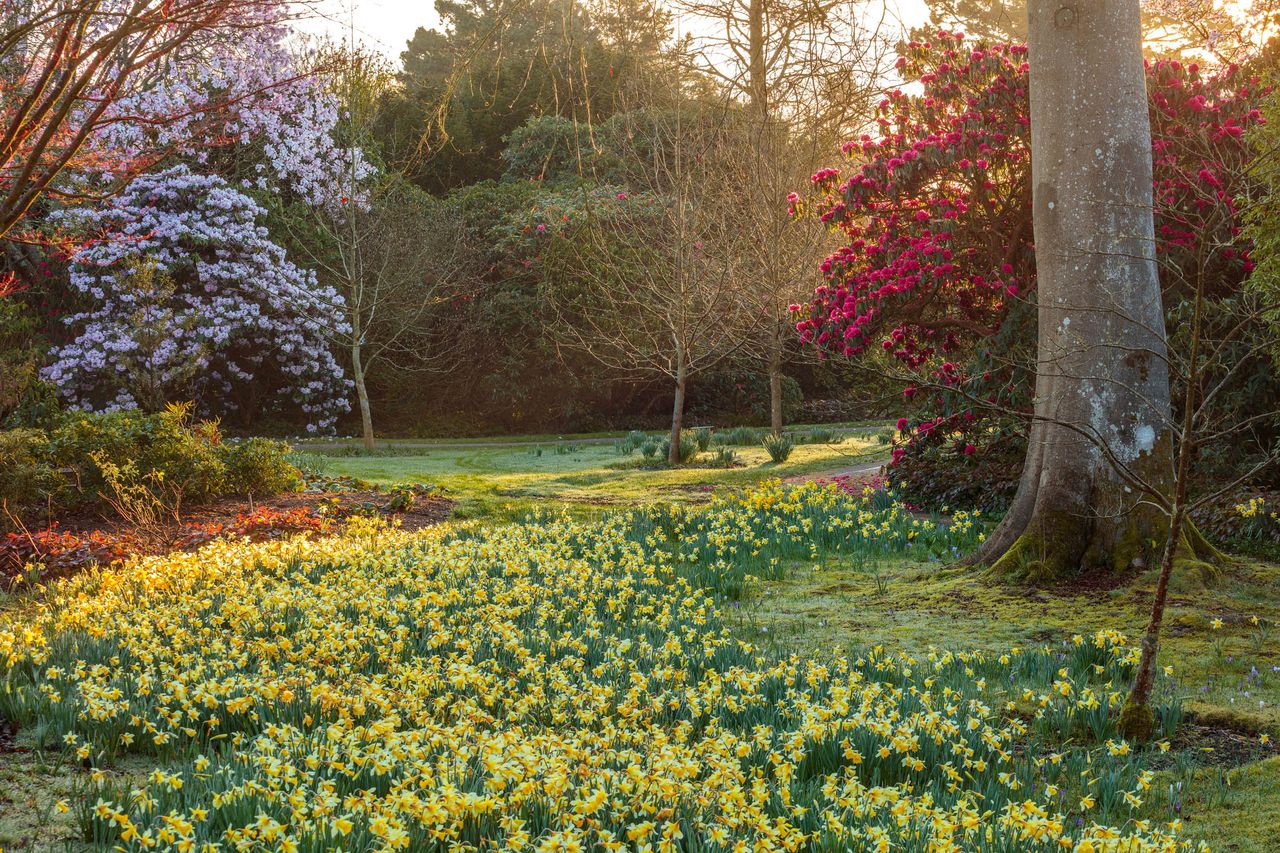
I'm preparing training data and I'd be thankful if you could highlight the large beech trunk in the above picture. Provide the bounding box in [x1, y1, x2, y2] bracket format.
[970, 0, 1215, 579]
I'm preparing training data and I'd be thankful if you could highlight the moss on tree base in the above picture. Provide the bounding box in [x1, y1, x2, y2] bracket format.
[984, 505, 1224, 586]
[1117, 697, 1156, 741]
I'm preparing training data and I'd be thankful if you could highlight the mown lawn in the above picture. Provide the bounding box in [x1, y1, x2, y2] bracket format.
[293, 429, 888, 519]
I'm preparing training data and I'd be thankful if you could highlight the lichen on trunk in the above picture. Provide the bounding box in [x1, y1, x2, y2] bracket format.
[965, 0, 1222, 583]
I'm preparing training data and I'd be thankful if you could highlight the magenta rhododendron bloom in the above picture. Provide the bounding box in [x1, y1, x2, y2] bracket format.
[796, 33, 1263, 462]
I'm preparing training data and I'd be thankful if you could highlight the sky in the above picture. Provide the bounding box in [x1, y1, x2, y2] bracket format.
[292, 0, 932, 61]
[292, 0, 445, 58]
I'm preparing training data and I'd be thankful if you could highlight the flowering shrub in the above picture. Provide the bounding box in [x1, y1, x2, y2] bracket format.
[43, 168, 350, 432]
[0, 493, 1203, 852]
[796, 34, 1265, 470]
[73, 5, 367, 211]
[1, 0, 368, 246]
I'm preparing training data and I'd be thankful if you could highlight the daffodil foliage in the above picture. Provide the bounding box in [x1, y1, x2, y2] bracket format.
[1, 484, 1200, 852]
[796, 33, 1263, 464]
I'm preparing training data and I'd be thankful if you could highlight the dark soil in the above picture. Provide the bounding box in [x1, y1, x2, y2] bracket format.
[0, 718, 17, 754]
[1146, 720, 1276, 770]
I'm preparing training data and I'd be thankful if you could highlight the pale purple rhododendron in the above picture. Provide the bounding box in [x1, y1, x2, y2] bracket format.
[44, 167, 351, 433]
[38, 5, 375, 431]
[86, 11, 375, 209]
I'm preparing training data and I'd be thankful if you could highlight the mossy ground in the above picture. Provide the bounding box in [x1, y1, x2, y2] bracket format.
[1, 723, 163, 852]
[731, 554, 1280, 722]
[727, 552, 1280, 850]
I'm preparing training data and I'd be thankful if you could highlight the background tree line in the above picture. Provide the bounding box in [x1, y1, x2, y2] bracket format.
[2, 0, 1279, 469]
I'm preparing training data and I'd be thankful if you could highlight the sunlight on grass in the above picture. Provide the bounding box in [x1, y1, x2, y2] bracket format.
[298, 436, 887, 517]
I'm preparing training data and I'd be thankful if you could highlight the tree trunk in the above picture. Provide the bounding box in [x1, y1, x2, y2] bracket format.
[1120, 237, 1209, 740]
[768, 328, 784, 434]
[969, 0, 1214, 580]
[747, 0, 766, 117]
[669, 353, 688, 465]
[352, 342, 375, 452]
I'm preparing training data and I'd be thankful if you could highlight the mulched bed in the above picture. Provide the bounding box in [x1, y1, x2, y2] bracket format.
[0, 718, 16, 754]
[178, 487, 454, 534]
[1, 482, 454, 589]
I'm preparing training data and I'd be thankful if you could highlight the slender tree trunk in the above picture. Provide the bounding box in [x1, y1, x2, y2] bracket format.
[669, 350, 688, 465]
[768, 327, 784, 434]
[747, 0, 766, 116]
[352, 342, 375, 451]
[968, 0, 1215, 580]
[1120, 257, 1208, 739]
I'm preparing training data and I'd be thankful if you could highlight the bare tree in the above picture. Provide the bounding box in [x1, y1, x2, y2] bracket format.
[301, 182, 469, 450]
[276, 45, 470, 449]
[674, 0, 892, 431]
[542, 106, 757, 463]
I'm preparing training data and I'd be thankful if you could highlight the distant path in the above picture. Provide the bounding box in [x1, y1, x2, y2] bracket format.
[784, 457, 884, 486]
[297, 425, 887, 452]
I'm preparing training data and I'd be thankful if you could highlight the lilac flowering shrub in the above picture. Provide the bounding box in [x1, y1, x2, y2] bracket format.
[25, 6, 371, 433]
[79, 10, 373, 211]
[43, 167, 350, 433]
[108, 35, 374, 208]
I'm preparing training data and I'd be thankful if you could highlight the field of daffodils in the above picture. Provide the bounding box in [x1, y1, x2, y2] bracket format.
[0, 483, 1199, 852]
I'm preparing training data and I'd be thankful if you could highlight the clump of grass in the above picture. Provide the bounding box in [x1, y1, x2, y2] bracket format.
[711, 447, 739, 468]
[762, 431, 793, 463]
[659, 432, 699, 464]
[616, 430, 649, 455]
[284, 451, 329, 479]
[801, 427, 843, 445]
[692, 426, 714, 451]
[715, 426, 765, 446]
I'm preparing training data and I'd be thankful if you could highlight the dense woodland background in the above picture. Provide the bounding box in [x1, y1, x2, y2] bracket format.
[2, 0, 1280, 516]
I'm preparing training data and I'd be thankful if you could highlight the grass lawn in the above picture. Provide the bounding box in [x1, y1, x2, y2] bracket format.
[289, 421, 892, 450]
[294, 432, 889, 519]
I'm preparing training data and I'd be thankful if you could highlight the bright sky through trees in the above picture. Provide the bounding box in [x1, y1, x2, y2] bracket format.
[293, 0, 931, 56]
